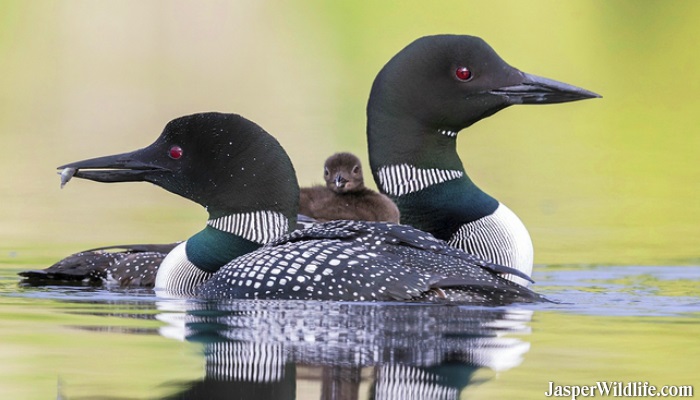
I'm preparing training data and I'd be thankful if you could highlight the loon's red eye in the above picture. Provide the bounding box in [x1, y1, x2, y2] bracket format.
[455, 66, 472, 81]
[169, 145, 183, 159]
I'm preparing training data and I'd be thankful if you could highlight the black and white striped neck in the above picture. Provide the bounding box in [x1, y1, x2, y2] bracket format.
[376, 164, 464, 197]
[368, 119, 498, 235]
[207, 210, 290, 245]
[437, 128, 458, 138]
[155, 211, 291, 294]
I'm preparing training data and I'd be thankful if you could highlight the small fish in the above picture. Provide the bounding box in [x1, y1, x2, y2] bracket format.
[59, 167, 77, 189]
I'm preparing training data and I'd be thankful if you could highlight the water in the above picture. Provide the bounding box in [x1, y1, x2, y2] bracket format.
[2, 265, 698, 399]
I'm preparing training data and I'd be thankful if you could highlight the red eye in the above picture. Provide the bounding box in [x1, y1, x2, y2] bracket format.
[455, 66, 472, 81]
[169, 145, 183, 160]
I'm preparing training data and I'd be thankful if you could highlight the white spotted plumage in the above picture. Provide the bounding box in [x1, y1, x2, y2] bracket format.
[196, 220, 542, 303]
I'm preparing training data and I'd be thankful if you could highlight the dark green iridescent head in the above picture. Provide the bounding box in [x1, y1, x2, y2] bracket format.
[367, 34, 600, 172]
[59, 112, 299, 228]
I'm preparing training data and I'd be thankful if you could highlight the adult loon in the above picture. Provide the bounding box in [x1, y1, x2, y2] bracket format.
[299, 152, 400, 223]
[42, 112, 544, 304]
[366, 35, 599, 285]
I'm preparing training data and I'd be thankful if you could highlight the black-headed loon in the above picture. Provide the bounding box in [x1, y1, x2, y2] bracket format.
[49, 112, 545, 304]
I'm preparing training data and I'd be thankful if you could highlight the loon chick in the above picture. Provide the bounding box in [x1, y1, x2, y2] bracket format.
[367, 35, 600, 285]
[47, 112, 545, 304]
[299, 152, 400, 223]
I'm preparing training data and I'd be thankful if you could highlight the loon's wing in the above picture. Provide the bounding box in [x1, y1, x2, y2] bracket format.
[369, 223, 535, 283]
[18, 243, 178, 287]
[295, 214, 318, 229]
[279, 220, 533, 283]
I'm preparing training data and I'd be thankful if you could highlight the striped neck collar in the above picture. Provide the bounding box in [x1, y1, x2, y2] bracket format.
[207, 210, 289, 244]
[376, 164, 464, 197]
[437, 128, 458, 138]
[183, 211, 290, 274]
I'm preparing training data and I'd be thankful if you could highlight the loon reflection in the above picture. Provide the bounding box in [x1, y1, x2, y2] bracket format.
[157, 301, 533, 399]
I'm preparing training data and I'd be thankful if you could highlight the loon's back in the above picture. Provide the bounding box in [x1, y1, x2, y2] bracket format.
[197, 220, 544, 304]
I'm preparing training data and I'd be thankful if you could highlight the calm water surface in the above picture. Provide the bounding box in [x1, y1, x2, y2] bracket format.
[1, 265, 698, 399]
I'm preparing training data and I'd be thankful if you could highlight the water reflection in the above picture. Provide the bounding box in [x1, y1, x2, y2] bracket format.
[157, 300, 532, 399]
[6, 266, 698, 398]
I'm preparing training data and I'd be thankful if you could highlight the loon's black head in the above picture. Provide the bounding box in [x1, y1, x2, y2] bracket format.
[367, 35, 600, 168]
[59, 112, 299, 224]
[323, 152, 364, 194]
[369, 34, 600, 129]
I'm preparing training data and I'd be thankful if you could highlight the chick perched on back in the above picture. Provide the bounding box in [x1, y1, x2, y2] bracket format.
[300, 152, 400, 223]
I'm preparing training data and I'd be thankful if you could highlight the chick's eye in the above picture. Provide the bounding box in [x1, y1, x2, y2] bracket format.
[455, 66, 472, 81]
[169, 145, 183, 160]
[324, 168, 329, 176]
[352, 166, 360, 174]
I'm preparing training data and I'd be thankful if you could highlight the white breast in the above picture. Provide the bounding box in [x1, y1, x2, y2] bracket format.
[448, 203, 534, 286]
[155, 241, 213, 296]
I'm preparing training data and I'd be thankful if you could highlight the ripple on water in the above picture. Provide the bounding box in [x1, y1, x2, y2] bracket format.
[534, 265, 700, 317]
[5, 265, 700, 317]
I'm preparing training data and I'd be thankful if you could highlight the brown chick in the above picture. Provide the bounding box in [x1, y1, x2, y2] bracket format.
[299, 152, 400, 223]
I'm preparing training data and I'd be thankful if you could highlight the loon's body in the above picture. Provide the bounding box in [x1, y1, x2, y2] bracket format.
[299, 152, 400, 223]
[366, 35, 599, 285]
[38, 112, 542, 304]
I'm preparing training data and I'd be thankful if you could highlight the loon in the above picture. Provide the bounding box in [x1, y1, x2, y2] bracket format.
[41, 112, 544, 303]
[299, 152, 400, 223]
[366, 35, 600, 285]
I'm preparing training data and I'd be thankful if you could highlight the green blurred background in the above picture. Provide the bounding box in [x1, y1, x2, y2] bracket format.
[1, 0, 698, 267]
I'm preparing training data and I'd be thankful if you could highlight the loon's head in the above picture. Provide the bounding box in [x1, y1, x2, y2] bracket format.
[59, 112, 299, 225]
[367, 34, 600, 168]
[323, 152, 365, 194]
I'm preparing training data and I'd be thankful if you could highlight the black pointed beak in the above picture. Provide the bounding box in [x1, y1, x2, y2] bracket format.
[58, 151, 169, 184]
[491, 72, 601, 105]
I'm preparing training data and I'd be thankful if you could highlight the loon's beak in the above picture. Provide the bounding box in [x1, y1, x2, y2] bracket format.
[490, 72, 601, 105]
[58, 151, 168, 184]
[334, 174, 348, 188]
